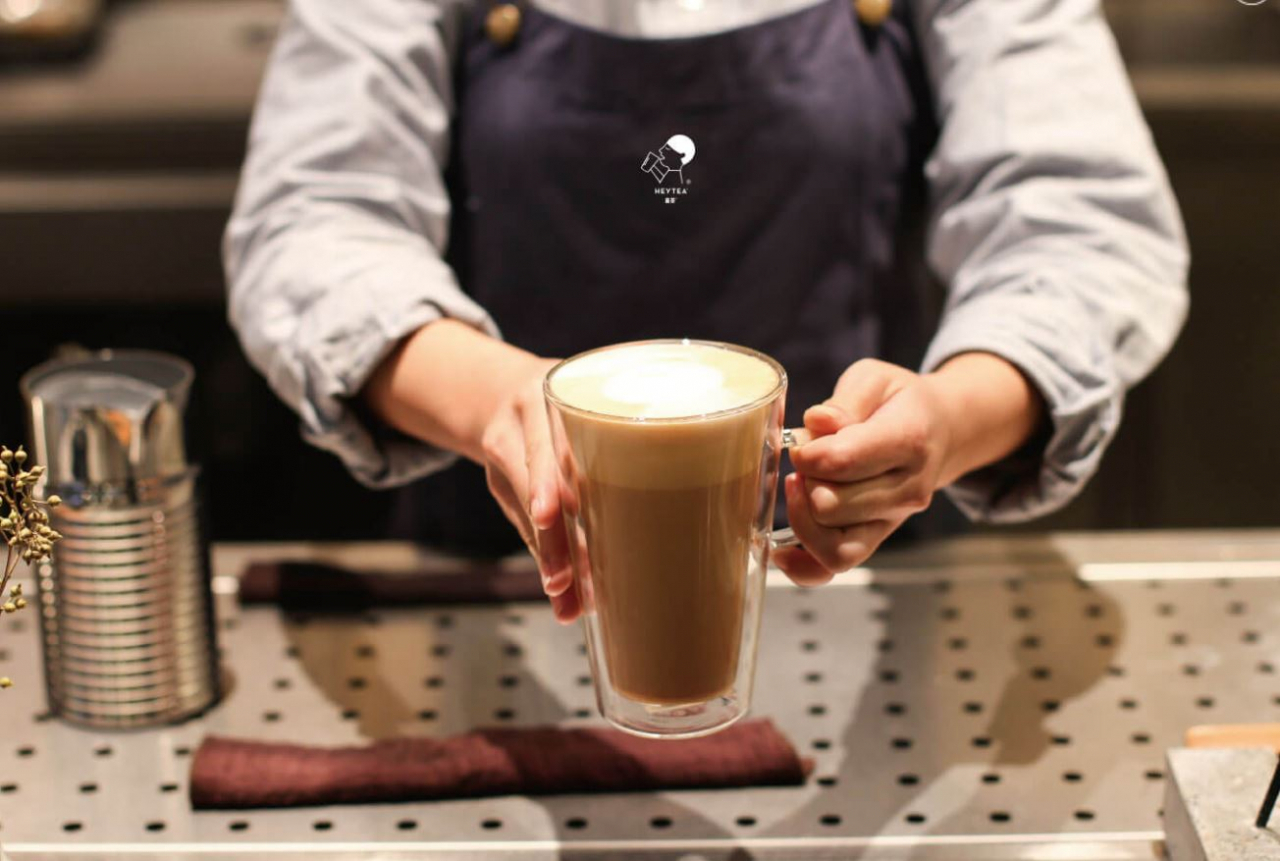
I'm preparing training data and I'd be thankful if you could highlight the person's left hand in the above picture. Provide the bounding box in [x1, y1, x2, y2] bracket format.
[774, 359, 953, 585]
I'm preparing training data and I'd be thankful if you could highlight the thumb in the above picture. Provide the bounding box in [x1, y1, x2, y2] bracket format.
[803, 403, 852, 440]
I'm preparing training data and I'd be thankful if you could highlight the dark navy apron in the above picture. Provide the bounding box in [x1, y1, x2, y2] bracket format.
[392, 0, 946, 555]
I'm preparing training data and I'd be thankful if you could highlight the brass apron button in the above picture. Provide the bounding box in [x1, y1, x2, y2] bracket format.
[854, 0, 893, 27]
[485, 3, 522, 47]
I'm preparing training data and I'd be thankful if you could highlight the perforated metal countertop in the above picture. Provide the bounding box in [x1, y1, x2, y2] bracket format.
[2, 530, 1280, 859]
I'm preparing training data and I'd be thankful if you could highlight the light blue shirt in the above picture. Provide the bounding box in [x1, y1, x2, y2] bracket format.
[224, 0, 1189, 524]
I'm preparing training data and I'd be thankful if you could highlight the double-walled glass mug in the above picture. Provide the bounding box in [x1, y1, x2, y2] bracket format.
[544, 339, 800, 738]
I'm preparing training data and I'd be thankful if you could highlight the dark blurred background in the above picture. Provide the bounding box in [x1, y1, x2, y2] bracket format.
[0, 0, 1276, 541]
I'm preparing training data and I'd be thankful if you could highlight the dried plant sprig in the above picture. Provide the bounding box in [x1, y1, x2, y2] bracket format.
[0, 445, 61, 686]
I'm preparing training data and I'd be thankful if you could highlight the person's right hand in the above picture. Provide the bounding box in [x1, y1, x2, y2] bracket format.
[478, 358, 581, 623]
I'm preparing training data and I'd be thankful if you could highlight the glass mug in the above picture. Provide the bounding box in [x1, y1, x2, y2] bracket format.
[544, 339, 800, 738]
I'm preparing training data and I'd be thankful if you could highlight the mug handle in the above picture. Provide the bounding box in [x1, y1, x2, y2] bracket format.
[770, 427, 807, 550]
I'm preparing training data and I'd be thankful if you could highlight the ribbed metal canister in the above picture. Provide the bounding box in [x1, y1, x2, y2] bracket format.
[21, 350, 219, 728]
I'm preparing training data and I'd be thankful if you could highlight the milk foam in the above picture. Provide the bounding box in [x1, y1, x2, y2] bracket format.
[549, 343, 779, 420]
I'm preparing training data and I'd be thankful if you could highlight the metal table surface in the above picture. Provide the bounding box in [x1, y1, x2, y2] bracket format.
[2, 530, 1280, 859]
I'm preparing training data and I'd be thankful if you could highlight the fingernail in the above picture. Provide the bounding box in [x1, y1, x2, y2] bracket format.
[542, 568, 571, 598]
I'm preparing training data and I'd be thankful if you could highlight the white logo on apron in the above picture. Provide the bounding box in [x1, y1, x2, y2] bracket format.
[641, 135, 695, 204]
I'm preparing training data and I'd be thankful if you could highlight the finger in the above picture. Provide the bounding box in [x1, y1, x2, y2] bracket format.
[789, 417, 911, 483]
[772, 545, 835, 587]
[551, 587, 582, 624]
[520, 400, 573, 596]
[828, 359, 901, 423]
[520, 398, 561, 531]
[785, 473, 890, 573]
[793, 360, 903, 464]
[783, 473, 844, 573]
[846, 519, 896, 567]
[803, 403, 850, 440]
[486, 465, 536, 550]
[489, 423, 534, 521]
[806, 472, 930, 527]
[537, 525, 573, 597]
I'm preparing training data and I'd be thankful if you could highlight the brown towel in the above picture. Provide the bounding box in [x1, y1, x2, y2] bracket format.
[190, 719, 811, 809]
[238, 560, 546, 609]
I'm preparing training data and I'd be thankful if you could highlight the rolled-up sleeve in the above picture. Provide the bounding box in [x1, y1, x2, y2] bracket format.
[225, 0, 497, 488]
[912, 0, 1189, 522]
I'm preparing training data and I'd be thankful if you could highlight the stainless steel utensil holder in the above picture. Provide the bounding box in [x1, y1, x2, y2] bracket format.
[22, 350, 220, 728]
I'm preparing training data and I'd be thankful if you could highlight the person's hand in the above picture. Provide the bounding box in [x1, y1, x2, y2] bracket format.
[774, 353, 1045, 585]
[363, 321, 584, 621]
[774, 360, 950, 584]
[478, 357, 581, 623]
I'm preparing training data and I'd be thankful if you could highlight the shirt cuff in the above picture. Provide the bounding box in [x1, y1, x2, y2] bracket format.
[920, 283, 1122, 523]
[284, 258, 501, 490]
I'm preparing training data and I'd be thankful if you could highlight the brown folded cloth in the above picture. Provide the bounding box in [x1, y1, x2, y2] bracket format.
[238, 560, 546, 609]
[190, 719, 811, 809]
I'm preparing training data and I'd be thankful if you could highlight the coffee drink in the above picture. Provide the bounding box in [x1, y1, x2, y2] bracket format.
[547, 343, 782, 705]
